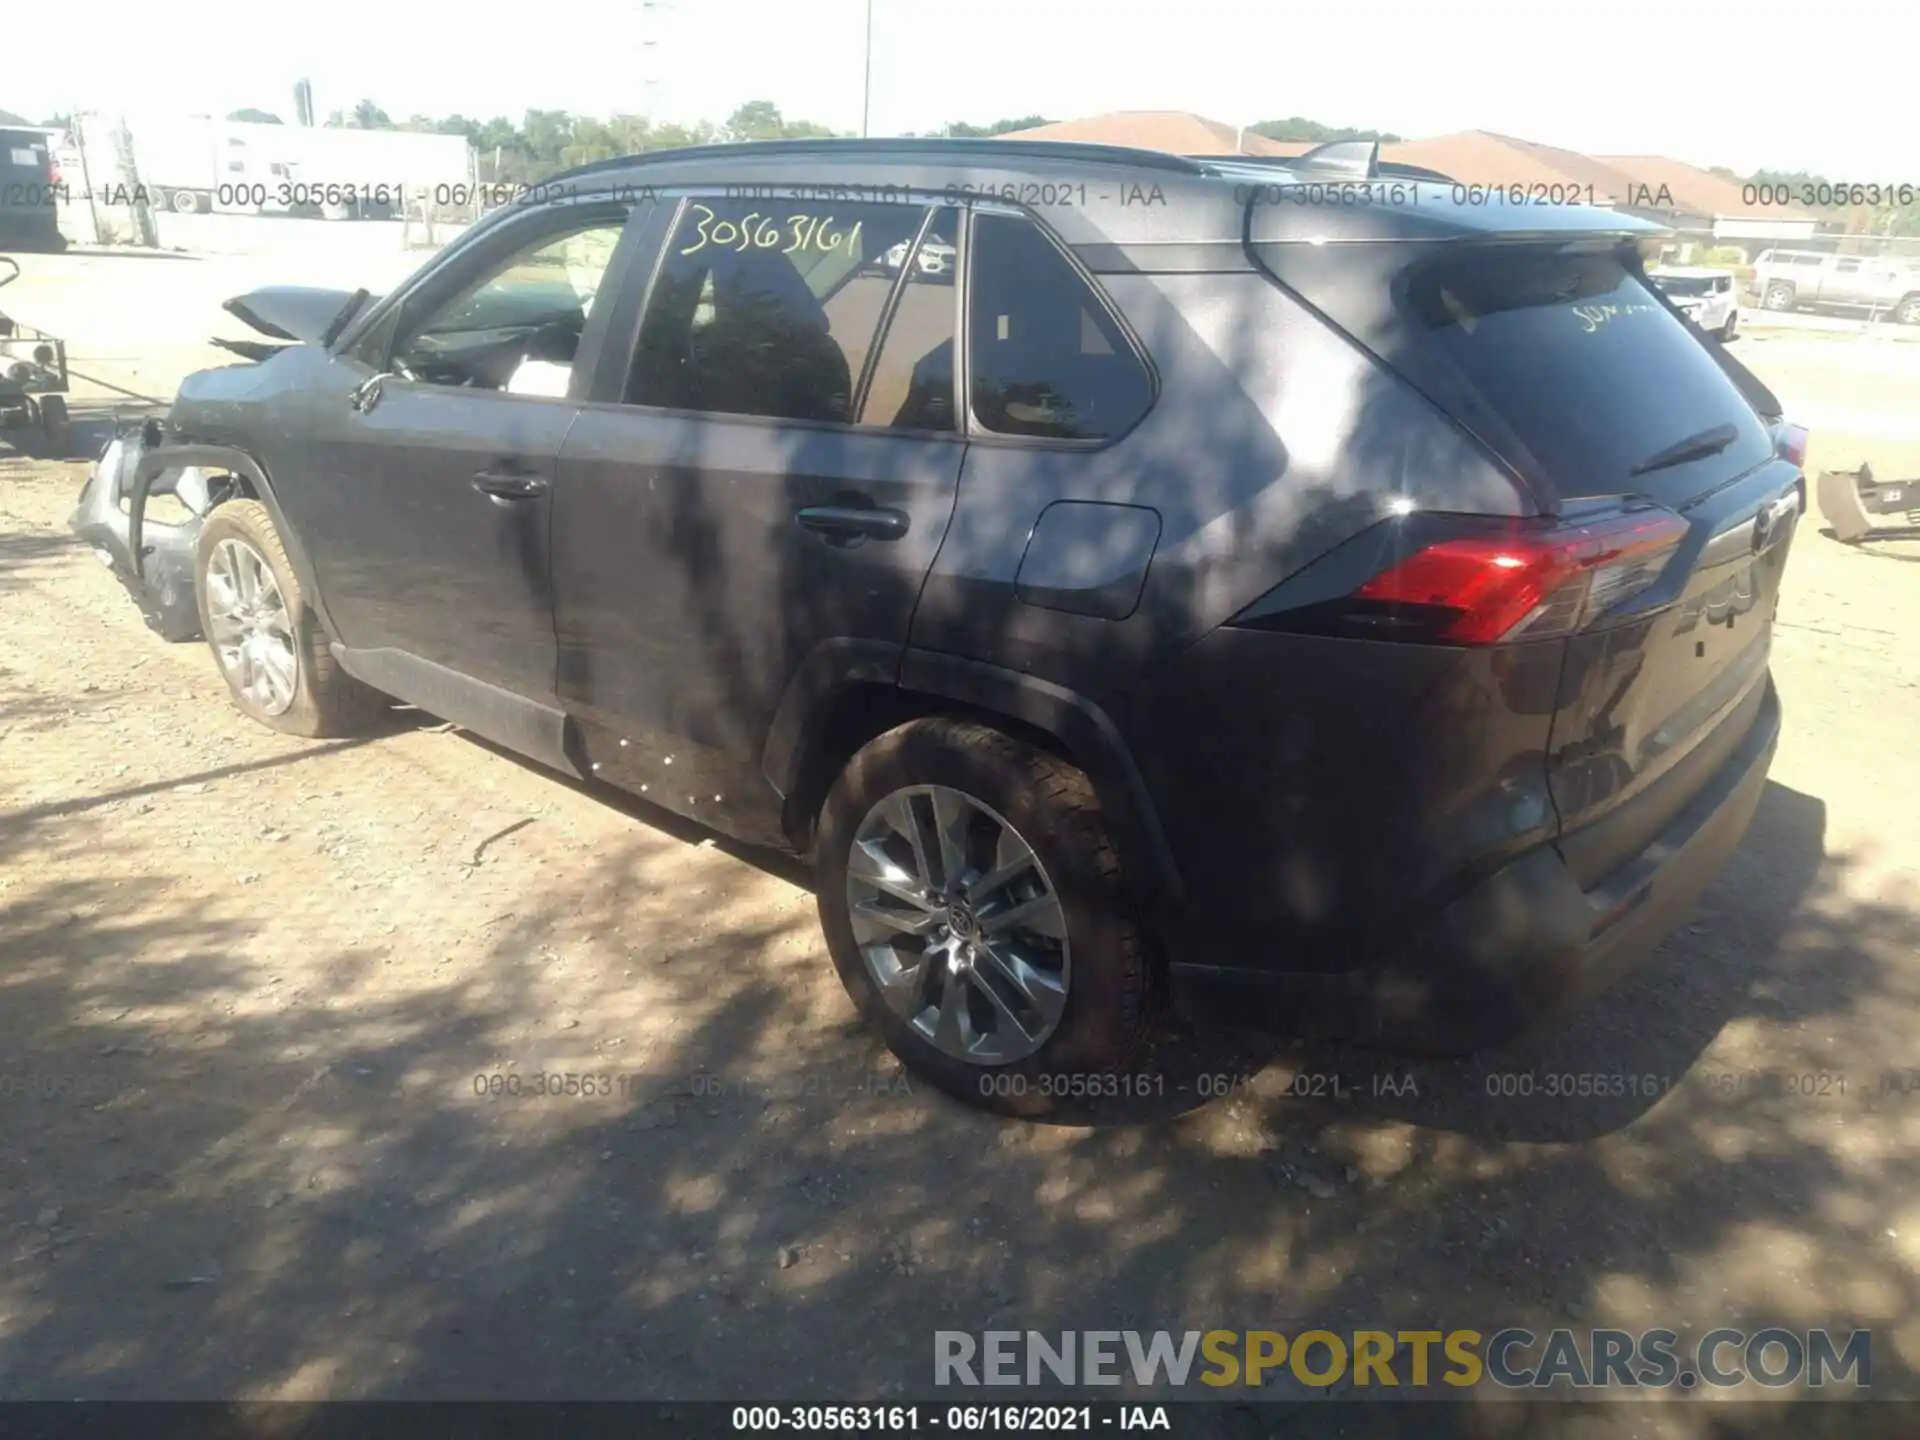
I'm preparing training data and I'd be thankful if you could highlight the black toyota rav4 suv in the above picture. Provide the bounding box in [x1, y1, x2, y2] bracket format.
[74, 138, 1803, 1113]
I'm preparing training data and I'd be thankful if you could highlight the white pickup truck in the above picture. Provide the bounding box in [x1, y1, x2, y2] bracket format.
[1751, 249, 1920, 324]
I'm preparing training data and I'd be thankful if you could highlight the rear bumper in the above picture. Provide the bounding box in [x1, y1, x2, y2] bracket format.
[1169, 677, 1781, 1053]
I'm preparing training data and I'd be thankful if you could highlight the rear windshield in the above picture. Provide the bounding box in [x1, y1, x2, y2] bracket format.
[1652, 274, 1715, 297]
[2, 131, 52, 179]
[1396, 247, 1773, 503]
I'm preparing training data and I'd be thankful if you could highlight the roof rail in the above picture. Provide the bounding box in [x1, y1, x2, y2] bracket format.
[541, 136, 1210, 188]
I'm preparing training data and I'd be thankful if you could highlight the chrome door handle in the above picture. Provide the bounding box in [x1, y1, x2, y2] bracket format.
[471, 470, 549, 501]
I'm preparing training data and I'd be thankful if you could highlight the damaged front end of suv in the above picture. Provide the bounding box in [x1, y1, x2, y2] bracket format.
[67, 285, 372, 641]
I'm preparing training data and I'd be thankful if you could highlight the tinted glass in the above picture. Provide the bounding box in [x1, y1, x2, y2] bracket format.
[1653, 274, 1714, 297]
[393, 210, 628, 394]
[967, 213, 1152, 440]
[857, 207, 959, 431]
[2, 131, 51, 181]
[627, 197, 930, 424]
[1399, 247, 1773, 504]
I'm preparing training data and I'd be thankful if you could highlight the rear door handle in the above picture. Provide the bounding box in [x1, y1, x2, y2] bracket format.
[471, 470, 550, 501]
[795, 505, 909, 542]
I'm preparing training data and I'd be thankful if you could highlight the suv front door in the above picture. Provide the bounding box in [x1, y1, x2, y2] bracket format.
[552, 193, 967, 843]
[267, 197, 643, 702]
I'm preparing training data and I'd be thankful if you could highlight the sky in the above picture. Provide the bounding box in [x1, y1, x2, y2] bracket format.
[14, 0, 1916, 178]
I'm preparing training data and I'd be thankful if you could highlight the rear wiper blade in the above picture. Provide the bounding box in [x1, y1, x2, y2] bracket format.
[1629, 422, 1738, 477]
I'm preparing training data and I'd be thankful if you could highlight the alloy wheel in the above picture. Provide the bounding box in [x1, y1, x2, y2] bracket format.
[204, 538, 298, 717]
[846, 784, 1070, 1065]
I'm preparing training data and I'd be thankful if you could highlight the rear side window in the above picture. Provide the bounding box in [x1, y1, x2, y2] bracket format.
[1399, 248, 1773, 503]
[858, 207, 959, 431]
[2, 131, 50, 178]
[626, 197, 932, 425]
[966, 213, 1151, 441]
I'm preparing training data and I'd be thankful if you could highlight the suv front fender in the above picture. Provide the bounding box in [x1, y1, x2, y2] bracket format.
[129, 436, 339, 642]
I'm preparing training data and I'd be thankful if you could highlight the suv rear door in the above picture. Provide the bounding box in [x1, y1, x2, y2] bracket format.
[552, 192, 967, 843]
[1254, 231, 1800, 875]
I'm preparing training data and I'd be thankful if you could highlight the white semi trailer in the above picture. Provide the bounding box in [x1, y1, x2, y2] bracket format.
[124, 115, 474, 218]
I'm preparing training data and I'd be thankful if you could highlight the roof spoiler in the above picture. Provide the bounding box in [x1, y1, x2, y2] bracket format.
[1207, 144, 1457, 185]
[1292, 140, 1379, 177]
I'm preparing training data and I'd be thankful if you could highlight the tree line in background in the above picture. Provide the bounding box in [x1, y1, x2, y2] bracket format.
[7, 100, 1912, 234]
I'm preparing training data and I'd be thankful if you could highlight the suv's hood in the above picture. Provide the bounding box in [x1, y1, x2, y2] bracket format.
[223, 286, 375, 344]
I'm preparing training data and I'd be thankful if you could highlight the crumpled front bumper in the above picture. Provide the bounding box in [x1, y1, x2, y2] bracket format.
[67, 422, 209, 642]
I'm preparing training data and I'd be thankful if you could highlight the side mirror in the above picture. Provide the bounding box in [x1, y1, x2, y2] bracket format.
[350, 372, 397, 414]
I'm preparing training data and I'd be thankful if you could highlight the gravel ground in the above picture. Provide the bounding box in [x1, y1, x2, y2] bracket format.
[1, 324, 1918, 1427]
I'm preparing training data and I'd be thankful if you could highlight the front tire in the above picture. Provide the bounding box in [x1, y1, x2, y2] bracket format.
[1720, 311, 1738, 340]
[815, 718, 1154, 1116]
[1895, 295, 1920, 326]
[1762, 282, 1796, 312]
[193, 499, 385, 737]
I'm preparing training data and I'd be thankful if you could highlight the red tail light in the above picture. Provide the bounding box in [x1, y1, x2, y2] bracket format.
[1774, 420, 1809, 470]
[1353, 509, 1691, 644]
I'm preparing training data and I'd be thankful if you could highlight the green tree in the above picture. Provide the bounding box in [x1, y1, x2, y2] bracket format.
[936, 114, 1052, 137]
[350, 99, 393, 130]
[722, 101, 843, 143]
[725, 100, 787, 142]
[228, 108, 283, 124]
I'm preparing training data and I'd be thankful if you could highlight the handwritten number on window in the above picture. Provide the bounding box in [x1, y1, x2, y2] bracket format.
[678, 203, 863, 259]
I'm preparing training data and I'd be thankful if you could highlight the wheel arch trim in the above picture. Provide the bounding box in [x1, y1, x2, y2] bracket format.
[131, 441, 340, 640]
[763, 642, 1186, 906]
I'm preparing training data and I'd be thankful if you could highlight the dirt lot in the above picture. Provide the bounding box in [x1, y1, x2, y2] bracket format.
[2, 263, 1920, 1421]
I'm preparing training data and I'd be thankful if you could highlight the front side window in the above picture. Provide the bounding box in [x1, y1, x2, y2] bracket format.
[966, 213, 1152, 440]
[391, 208, 628, 396]
[626, 197, 933, 424]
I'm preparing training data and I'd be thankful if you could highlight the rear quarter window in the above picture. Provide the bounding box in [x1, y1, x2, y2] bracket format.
[966, 212, 1152, 441]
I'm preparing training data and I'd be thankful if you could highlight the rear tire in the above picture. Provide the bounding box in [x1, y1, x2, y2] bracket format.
[1719, 312, 1737, 341]
[193, 499, 385, 738]
[815, 718, 1154, 1117]
[1895, 295, 1920, 326]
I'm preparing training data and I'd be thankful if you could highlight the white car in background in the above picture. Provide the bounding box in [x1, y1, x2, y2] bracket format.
[1650, 267, 1739, 340]
[878, 234, 957, 280]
